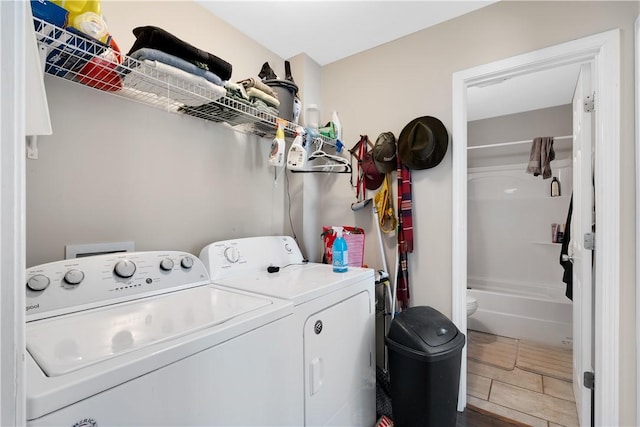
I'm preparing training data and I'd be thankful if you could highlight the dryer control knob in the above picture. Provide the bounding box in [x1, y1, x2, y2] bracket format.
[223, 247, 240, 263]
[114, 259, 136, 278]
[180, 256, 194, 269]
[27, 274, 50, 291]
[63, 269, 84, 285]
[160, 258, 174, 271]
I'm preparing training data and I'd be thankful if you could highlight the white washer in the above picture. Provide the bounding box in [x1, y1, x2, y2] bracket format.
[25, 251, 302, 426]
[200, 236, 376, 427]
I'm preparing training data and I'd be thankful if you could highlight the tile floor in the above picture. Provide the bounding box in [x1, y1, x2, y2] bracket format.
[467, 330, 579, 427]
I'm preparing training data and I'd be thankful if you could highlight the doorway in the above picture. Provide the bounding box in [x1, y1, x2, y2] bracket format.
[452, 30, 620, 426]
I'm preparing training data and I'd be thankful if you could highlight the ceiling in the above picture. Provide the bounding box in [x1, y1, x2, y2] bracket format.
[467, 62, 582, 121]
[197, 1, 496, 66]
[197, 1, 580, 120]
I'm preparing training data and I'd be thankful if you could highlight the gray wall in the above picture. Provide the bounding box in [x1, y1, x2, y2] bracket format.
[321, 2, 638, 423]
[27, 1, 291, 266]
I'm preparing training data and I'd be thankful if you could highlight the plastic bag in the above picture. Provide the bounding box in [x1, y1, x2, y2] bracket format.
[321, 226, 365, 267]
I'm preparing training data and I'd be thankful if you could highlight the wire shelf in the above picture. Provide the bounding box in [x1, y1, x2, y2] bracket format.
[32, 18, 336, 143]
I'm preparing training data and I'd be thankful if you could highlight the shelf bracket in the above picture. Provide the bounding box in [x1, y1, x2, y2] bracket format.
[26, 135, 39, 159]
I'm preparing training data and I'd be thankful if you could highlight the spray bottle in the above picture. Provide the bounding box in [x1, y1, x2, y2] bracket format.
[287, 126, 307, 170]
[332, 226, 348, 273]
[269, 123, 285, 167]
[331, 110, 342, 141]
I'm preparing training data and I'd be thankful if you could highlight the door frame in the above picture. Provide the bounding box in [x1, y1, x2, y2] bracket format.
[452, 29, 620, 426]
[635, 14, 640, 427]
[0, 1, 27, 425]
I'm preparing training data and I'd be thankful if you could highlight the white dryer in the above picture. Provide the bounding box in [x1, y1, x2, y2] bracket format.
[199, 236, 376, 427]
[25, 251, 302, 426]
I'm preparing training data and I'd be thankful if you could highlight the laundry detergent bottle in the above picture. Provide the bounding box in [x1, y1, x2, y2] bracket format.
[287, 126, 307, 170]
[332, 226, 348, 273]
[269, 123, 285, 167]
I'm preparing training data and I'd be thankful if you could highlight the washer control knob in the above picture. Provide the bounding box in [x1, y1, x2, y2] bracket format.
[27, 274, 50, 291]
[114, 259, 136, 278]
[223, 247, 240, 263]
[284, 243, 292, 253]
[180, 256, 194, 269]
[63, 269, 84, 285]
[160, 258, 174, 271]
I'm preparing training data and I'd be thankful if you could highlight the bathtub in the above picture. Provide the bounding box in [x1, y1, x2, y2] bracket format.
[468, 279, 572, 348]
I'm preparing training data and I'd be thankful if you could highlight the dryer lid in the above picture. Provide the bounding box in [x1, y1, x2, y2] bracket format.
[26, 285, 271, 377]
[214, 263, 374, 305]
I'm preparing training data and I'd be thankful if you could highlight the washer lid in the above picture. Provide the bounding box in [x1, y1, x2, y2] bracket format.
[214, 263, 373, 305]
[26, 285, 271, 377]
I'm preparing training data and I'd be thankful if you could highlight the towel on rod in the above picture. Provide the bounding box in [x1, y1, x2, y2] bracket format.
[526, 136, 555, 179]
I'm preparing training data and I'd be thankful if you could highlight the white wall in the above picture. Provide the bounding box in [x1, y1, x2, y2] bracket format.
[321, 2, 638, 423]
[467, 105, 573, 300]
[468, 161, 573, 299]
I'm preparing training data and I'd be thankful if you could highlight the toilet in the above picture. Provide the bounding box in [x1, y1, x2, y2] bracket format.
[467, 294, 478, 317]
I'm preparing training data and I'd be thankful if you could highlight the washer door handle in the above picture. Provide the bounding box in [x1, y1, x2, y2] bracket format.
[310, 357, 323, 395]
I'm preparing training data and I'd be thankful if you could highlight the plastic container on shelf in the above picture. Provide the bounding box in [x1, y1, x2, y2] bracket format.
[286, 127, 307, 171]
[72, 11, 107, 42]
[269, 123, 286, 167]
[51, 0, 110, 43]
[306, 104, 320, 131]
[51, 0, 101, 22]
[263, 79, 298, 121]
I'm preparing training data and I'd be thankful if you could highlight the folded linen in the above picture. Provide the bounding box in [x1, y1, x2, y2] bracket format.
[237, 77, 278, 99]
[129, 48, 224, 87]
[245, 87, 280, 108]
[127, 26, 232, 81]
[124, 59, 226, 106]
[224, 81, 250, 102]
[252, 98, 279, 117]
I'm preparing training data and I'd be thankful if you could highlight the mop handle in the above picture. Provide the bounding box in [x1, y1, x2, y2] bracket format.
[372, 204, 389, 274]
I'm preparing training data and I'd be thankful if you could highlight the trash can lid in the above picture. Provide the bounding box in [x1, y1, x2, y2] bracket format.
[386, 306, 464, 358]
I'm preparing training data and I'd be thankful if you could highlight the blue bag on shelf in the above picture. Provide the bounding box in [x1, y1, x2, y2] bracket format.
[31, 0, 68, 28]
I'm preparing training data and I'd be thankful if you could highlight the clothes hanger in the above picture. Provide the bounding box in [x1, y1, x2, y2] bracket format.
[305, 138, 351, 172]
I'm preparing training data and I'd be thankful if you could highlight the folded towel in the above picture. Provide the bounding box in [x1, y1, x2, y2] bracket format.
[127, 26, 232, 81]
[526, 136, 555, 178]
[224, 81, 250, 102]
[237, 77, 278, 99]
[245, 87, 280, 108]
[129, 48, 224, 87]
[124, 59, 226, 106]
[252, 98, 279, 117]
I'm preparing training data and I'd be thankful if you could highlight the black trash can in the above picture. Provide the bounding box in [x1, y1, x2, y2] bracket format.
[385, 306, 466, 427]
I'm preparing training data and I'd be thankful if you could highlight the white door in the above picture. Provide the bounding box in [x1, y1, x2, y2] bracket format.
[571, 62, 594, 427]
[304, 292, 374, 427]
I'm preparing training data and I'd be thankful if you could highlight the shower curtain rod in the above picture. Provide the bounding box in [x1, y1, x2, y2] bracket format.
[467, 135, 573, 150]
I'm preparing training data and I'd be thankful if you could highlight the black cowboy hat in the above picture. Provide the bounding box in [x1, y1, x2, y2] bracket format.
[397, 116, 449, 170]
